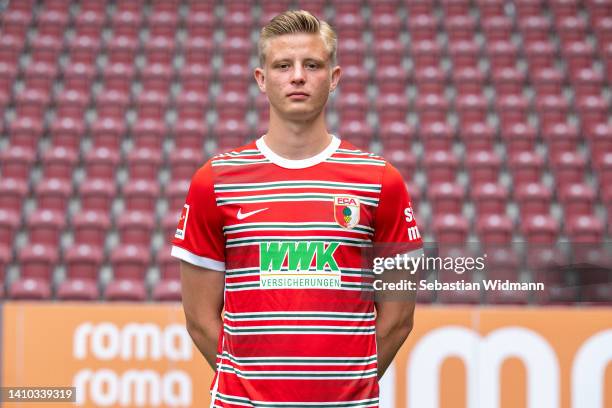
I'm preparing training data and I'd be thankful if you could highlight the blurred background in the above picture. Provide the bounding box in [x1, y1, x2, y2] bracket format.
[0, 0, 611, 407]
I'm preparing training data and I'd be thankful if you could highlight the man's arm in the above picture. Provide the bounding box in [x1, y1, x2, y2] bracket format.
[180, 260, 225, 370]
[374, 297, 415, 380]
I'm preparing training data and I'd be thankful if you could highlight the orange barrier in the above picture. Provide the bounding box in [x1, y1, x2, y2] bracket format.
[2, 303, 611, 408]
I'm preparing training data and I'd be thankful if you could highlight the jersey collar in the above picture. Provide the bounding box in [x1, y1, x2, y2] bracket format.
[256, 134, 341, 169]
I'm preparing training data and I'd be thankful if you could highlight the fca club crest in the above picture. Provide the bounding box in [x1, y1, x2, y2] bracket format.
[334, 196, 360, 229]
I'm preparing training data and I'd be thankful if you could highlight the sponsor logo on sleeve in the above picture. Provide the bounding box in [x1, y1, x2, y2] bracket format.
[174, 204, 190, 240]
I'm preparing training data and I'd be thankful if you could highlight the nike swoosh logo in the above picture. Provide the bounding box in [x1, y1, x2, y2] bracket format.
[236, 208, 268, 220]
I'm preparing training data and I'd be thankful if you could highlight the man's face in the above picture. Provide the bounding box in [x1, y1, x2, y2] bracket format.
[255, 33, 341, 122]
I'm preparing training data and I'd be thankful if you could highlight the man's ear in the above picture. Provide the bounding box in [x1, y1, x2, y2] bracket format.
[254, 67, 266, 92]
[329, 65, 342, 93]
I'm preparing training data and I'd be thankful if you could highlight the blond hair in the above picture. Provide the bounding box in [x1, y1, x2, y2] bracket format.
[257, 10, 338, 66]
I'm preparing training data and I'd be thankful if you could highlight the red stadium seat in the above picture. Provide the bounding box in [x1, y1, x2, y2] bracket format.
[424, 149, 459, 183]
[542, 123, 580, 156]
[509, 151, 544, 185]
[476, 214, 514, 245]
[407, 14, 437, 41]
[515, 182, 553, 217]
[492, 67, 526, 97]
[0, 178, 28, 213]
[117, 211, 156, 246]
[472, 182, 508, 216]
[416, 94, 449, 126]
[466, 150, 502, 185]
[559, 183, 596, 216]
[433, 214, 470, 243]
[445, 15, 477, 41]
[84, 147, 120, 182]
[414, 66, 447, 95]
[495, 94, 530, 129]
[0, 209, 20, 247]
[455, 94, 488, 128]
[0, 146, 35, 181]
[90, 118, 126, 150]
[185, 11, 215, 39]
[96, 89, 130, 119]
[127, 148, 163, 181]
[140, 63, 174, 94]
[123, 180, 160, 214]
[565, 215, 605, 244]
[74, 11, 105, 38]
[15, 89, 50, 119]
[55, 89, 89, 120]
[49, 117, 85, 151]
[73, 210, 111, 247]
[461, 122, 495, 152]
[531, 67, 565, 97]
[41, 146, 77, 181]
[71, 164, 102, 211]
[577, 96, 609, 136]
[420, 122, 454, 152]
[501, 122, 537, 154]
[525, 41, 557, 72]
[482, 15, 513, 40]
[452, 67, 486, 95]
[411, 40, 442, 69]
[63, 62, 96, 94]
[35, 179, 72, 213]
[375, 94, 410, 124]
[102, 63, 135, 95]
[169, 149, 205, 182]
[178, 64, 212, 94]
[148, 11, 179, 38]
[106, 245, 149, 301]
[24, 61, 58, 92]
[428, 182, 465, 214]
[522, 214, 559, 244]
[550, 151, 586, 189]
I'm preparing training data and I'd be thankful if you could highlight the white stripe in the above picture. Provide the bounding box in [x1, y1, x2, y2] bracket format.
[171, 246, 225, 271]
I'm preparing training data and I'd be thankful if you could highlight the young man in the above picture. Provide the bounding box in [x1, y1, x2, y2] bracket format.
[171, 10, 423, 407]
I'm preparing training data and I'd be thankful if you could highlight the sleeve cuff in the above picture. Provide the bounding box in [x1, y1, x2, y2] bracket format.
[171, 246, 225, 272]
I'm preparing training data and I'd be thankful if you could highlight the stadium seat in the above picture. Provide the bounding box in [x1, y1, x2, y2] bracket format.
[550, 151, 586, 189]
[515, 182, 553, 217]
[0, 178, 28, 213]
[90, 118, 126, 150]
[123, 181, 160, 214]
[522, 214, 560, 244]
[424, 149, 459, 183]
[455, 95, 488, 128]
[73, 210, 111, 248]
[477, 214, 513, 245]
[466, 150, 502, 185]
[559, 183, 596, 216]
[0, 146, 35, 181]
[79, 178, 117, 214]
[509, 151, 544, 185]
[472, 182, 508, 216]
[41, 147, 78, 181]
[35, 179, 72, 213]
[140, 63, 174, 94]
[452, 67, 486, 96]
[432, 213, 470, 243]
[101, 63, 135, 95]
[428, 182, 465, 214]
[461, 122, 495, 152]
[0, 209, 20, 247]
[169, 149, 205, 182]
[127, 148, 163, 181]
[420, 122, 454, 152]
[24, 61, 58, 92]
[117, 211, 156, 246]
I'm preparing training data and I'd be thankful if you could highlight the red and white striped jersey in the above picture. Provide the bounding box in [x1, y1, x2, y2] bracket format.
[171, 135, 422, 407]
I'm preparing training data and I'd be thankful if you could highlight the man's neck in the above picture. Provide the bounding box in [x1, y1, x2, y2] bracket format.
[263, 112, 332, 160]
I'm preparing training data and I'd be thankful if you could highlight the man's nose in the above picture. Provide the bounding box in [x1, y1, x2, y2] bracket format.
[291, 65, 306, 84]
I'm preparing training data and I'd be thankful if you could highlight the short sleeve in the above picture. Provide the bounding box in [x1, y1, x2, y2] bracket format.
[170, 161, 226, 271]
[373, 163, 423, 256]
